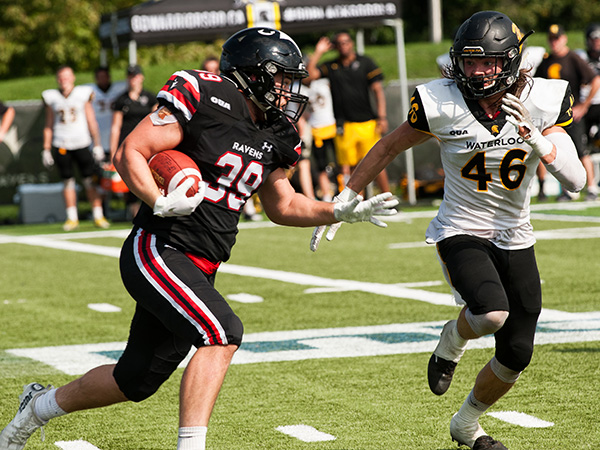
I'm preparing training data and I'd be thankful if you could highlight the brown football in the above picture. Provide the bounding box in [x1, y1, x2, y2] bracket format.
[148, 150, 202, 197]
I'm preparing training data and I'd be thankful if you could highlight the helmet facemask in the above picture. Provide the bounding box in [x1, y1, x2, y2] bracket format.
[451, 46, 522, 99]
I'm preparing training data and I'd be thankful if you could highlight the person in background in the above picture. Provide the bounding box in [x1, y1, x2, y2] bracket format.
[311, 11, 585, 449]
[306, 31, 391, 196]
[110, 64, 158, 219]
[0, 27, 397, 450]
[534, 24, 600, 201]
[201, 56, 220, 74]
[90, 66, 127, 161]
[0, 101, 15, 144]
[575, 23, 600, 189]
[42, 65, 109, 231]
[304, 77, 338, 201]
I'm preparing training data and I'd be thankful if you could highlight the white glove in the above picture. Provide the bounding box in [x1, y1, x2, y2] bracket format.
[310, 187, 357, 252]
[153, 178, 204, 217]
[501, 93, 553, 157]
[92, 145, 105, 163]
[333, 192, 399, 224]
[42, 149, 54, 168]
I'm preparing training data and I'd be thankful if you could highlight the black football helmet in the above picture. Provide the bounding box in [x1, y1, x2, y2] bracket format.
[220, 27, 309, 123]
[450, 11, 532, 99]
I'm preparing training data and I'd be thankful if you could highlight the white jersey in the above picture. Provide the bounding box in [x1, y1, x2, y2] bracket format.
[42, 85, 94, 150]
[410, 77, 572, 250]
[305, 78, 336, 129]
[88, 80, 127, 150]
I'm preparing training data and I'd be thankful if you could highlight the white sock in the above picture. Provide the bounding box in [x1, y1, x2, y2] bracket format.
[177, 426, 207, 450]
[92, 205, 105, 220]
[450, 320, 468, 349]
[66, 206, 78, 222]
[34, 388, 67, 421]
[455, 390, 490, 424]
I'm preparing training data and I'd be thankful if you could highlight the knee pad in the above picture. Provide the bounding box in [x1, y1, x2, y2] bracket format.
[490, 356, 521, 384]
[63, 178, 76, 190]
[465, 309, 509, 336]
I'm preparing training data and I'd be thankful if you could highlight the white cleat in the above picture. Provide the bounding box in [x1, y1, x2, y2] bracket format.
[450, 413, 487, 448]
[0, 383, 53, 450]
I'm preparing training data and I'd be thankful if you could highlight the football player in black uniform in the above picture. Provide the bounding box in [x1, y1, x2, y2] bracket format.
[0, 28, 398, 450]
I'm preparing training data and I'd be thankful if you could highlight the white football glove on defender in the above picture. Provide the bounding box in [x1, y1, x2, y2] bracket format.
[333, 192, 399, 224]
[310, 187, 399, 252]
[310, 187, 357, 252]
[42, 149, 54, 168]
[153, 178, 205, 217]
[501, 93, 553, 158]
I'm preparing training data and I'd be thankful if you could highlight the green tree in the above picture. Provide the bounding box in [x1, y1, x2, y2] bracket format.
[0, 0, 138, 78]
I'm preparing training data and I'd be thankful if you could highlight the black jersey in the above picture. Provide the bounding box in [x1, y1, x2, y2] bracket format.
[318, 55, 383, 123]
[113, 89, 158, 144]
[133, 70, 302, 263]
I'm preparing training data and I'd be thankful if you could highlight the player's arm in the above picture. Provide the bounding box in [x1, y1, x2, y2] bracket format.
[502, 93, 586, 192]
[84, 101, 101, 148]
[113, 115, 183, 208]
[259, 167, 398, 228]
[370, 80, 388, 134]
[109, 110, 123, 161]
[0, 106, 15, 143]
[346, 121, 430, 194]
[305, 37, 330, 82]
[42, 105, 54, 150]
[259, 168, 336, 227]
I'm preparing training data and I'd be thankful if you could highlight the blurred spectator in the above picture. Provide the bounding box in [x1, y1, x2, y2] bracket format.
[304, 78, 338, 201]
[306, 31, 390, 196]
[0, 101, 15, 144]
[201, 55, 220, 74]
[110, 64, 158, 219]
[42, 65, 109, 231]
[534, 24, 600, 201]
[89, 66, 126, 161]
[575, 24, 600, 188]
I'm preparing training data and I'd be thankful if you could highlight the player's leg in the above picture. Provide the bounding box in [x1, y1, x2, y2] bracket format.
[74, 147, 109, 228]
[52, 147, 80, 231]
[357, 119, 389, 194]
[429, 236, 509, 396]
[450, 245, 540, 449]
[121, 228, 243, 450]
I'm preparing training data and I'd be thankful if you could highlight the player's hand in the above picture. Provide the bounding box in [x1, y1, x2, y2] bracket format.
[153, 178, 204, 217]
[92, 145, 105, 163]
[501, 93, 553, 157]
[42, 149, 54, 168]
[333, 192, 399, 225]
[310, 187, 357, 252]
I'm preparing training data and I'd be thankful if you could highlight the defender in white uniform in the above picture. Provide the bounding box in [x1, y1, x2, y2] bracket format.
[42, 65, 108, 231]
[311, 11, 586, 450]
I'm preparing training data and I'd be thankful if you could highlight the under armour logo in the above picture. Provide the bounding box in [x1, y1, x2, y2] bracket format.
[262, 142, 273, 152]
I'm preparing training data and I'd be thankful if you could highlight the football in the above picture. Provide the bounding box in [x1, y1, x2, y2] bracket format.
[148, 150, 202, 197]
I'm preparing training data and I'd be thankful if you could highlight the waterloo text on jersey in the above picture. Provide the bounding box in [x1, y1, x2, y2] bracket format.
[466, 136, 526, 151]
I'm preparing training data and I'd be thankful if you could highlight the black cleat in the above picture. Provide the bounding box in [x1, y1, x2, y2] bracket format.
[428, 354, 457, 395]
[473, 435, 508, 450]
